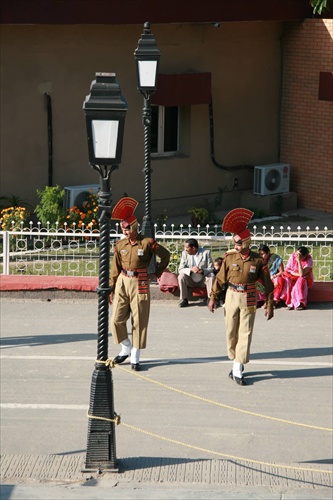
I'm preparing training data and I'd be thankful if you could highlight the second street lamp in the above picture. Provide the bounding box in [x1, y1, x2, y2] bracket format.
[83, 72, 127, 471]
[134, 21, 160, 241]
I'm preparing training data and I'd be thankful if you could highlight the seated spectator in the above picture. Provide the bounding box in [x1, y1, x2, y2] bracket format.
[256, 244, 284, 308]
[280, 246, 314, 310]
[213, 257, 223, 273]
[178, 238, 215, 307]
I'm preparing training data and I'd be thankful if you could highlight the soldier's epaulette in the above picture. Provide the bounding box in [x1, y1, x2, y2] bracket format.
[224, 249, 237, 257]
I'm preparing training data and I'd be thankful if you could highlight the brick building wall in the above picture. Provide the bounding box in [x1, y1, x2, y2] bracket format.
[280, 19, 333, 212]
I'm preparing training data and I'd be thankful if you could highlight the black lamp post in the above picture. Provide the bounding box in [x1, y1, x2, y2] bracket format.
[134, 21, 160, 241]
[82, 72, 127, 471]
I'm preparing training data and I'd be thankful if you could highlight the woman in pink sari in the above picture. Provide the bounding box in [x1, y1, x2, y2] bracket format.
[280, 246, 314, 310]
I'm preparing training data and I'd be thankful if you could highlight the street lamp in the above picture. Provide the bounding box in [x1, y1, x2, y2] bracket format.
[82, 72, 127, 471]
[134, 21, 160, 240]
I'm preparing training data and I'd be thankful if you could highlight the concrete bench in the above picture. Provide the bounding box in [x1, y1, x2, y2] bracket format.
[191, 287, 208, 298]
[308, 281, 333, 302]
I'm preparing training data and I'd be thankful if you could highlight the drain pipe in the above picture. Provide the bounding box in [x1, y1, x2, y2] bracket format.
[45, 93, 53, 186]
[38, 83, 54, 186]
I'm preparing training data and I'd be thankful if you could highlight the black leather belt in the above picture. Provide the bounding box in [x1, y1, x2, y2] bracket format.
[229, 282, 250, 292]
[121, 269, 139, 277]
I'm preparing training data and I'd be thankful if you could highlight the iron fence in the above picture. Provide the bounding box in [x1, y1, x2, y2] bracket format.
[1, 221, 332, 281]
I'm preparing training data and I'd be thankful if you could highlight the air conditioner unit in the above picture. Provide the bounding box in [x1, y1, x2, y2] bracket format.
[64, 184, 100, 210]
[253, 163, 290, 196]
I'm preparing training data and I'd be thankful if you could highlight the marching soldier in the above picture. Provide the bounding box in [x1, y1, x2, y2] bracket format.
[208, 208, 274, 385]
[109, 197, 170, 371]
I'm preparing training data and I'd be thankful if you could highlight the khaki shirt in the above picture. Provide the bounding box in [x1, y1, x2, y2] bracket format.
[210, 250, 274, 307]
[110, 235, 170, 288]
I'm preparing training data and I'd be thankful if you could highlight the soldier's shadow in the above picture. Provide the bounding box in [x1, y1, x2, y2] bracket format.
[136, 356, 226, 371]
[243, 366, 332, 385]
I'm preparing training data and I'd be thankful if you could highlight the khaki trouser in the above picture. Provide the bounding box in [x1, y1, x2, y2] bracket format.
[224, 288, 257, 364]
[111, 274, 150, 349]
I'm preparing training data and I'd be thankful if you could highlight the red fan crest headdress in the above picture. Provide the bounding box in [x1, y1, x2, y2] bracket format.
[222, 208, 254, 244]
[111, 197, 138, 226]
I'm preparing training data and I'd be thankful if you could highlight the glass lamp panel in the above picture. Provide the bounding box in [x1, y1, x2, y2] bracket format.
[92, 120, 119, 158]
[138, 60, 157, 88]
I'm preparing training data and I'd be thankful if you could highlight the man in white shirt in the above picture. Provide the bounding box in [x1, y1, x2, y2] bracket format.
[178, 238, 215, 307]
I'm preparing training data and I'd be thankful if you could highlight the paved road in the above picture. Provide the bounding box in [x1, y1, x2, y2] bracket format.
[0, 297, 332, 499]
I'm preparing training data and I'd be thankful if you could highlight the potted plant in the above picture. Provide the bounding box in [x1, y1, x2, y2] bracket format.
[188, 207, 209, 226]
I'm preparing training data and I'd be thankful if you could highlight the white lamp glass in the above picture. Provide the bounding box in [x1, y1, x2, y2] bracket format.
[92, 120, 119, 158]
[138, 60, 157, 88]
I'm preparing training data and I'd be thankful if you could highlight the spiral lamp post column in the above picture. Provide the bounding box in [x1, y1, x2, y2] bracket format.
[141, 97, 153, 238]
[134, 21, 160, 244]
[82, 72, 127, 471]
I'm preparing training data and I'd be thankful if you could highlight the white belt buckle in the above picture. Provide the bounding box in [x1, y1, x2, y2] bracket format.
[237, 285, 243, 291]
[128, 270, 134, 277]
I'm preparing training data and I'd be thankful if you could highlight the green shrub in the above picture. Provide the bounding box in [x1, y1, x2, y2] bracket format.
[156, 210, 168, 230]
[188, 207, 209, 226]
[0, 194, 31, 211]
[310, 0, 332, 15]
[35, 185, 66, 227]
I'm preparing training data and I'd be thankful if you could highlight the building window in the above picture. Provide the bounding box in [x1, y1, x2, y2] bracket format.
[151, 105, 179, 156]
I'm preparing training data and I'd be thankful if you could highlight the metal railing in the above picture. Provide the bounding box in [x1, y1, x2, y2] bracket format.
[1, 221, 332, 281]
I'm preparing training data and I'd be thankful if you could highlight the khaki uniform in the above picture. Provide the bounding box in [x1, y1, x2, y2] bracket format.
[210, 250, 274, 365]
[110, 236, 170, 349]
